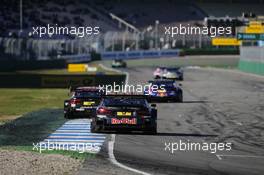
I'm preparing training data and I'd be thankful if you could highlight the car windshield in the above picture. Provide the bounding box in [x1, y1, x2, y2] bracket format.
[104, 98, 147, 107]
[74, 91, 101, 98]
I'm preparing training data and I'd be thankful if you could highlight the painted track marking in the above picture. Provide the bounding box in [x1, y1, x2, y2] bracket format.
[108, 134, 151, 175]
[41, 119, 105, 153]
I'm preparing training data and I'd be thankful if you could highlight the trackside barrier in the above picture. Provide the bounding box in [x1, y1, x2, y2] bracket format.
[0, 74, 126, 88]
[101, 50, 180, 60]
[59, 50, 180, 62]
[68, 64, 87, 72]
[59, 54, 91, 63]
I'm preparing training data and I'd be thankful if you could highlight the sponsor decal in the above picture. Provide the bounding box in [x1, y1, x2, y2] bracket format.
[111, 118, 137, 125]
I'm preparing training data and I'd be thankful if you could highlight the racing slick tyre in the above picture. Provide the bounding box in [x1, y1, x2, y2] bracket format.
[178, 92, 183, 102]
[174, 92, 183, 103]
[179, 76, 184, 81]
[64, 113, 71, 119]
[145, 127, 157, 135]
[91, 120, 102, 133]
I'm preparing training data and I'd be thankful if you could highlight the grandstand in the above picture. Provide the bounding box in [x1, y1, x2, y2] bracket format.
[88, 0, 206, 27]
[2, 0, 264, 36]
[0, 0, 264, 61]
[197, 1, 264, 17]
[0, 0, 207, 37]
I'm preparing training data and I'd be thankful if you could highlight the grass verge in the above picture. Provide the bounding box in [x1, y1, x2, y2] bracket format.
[0, 88, 68, 123]
[96, 55, 239, 68]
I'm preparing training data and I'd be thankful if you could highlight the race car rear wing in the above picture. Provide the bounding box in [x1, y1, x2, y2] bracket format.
[102, 93, 156, 107]
[103, 93, 148, 99]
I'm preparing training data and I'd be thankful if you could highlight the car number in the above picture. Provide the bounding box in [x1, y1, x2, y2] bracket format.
[83, 101, 95, 106]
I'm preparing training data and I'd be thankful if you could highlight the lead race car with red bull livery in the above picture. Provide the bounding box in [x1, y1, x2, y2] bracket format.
[91, 94, 157, 134]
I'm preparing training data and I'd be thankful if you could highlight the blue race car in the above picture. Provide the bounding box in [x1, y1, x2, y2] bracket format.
[144, 80, 183, 102]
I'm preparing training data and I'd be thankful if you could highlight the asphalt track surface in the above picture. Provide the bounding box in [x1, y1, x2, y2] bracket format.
[106, 67, 264, 175]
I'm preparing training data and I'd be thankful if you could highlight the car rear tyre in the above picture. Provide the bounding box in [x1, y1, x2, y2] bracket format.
[64, 113, 71, 119]
[146, 127, 157, 135]
[178, 93, 183, 102]
[91, 120, 102, 133]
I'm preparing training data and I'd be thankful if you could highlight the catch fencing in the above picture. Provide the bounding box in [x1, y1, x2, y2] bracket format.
[0, 30, 212, 61]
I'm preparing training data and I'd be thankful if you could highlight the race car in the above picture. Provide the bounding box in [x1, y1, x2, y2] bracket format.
[144, 80, 183, 102]
[162, 67, 184, 80]
[91, 94, 157, 134]
[111, 59, 127, 68]
[153, 67, 166, 79]
[64, 87, 105, 119]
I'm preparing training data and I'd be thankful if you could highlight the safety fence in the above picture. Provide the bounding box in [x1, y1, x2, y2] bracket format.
[0, 29, 212, 61]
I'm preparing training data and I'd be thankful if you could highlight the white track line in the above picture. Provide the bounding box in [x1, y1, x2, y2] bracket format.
[108, 134, 151, 175]
[205, 67, 264, 80]
[101, 63, 151, 175]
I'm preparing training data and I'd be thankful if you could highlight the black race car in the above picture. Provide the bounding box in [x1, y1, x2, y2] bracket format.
[91, 94, 157, 134]
[64, 87, 104, 119]
[144, 80, 183, 102]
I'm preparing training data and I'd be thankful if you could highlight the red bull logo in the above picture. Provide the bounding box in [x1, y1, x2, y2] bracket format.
[111, 118, 137, 125]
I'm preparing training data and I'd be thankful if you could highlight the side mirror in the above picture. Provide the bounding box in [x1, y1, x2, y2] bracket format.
[151, 104, 156, 108]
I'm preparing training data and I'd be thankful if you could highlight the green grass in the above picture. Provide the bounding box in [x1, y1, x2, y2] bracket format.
[96, 56, 239, 68]
[0, 88, 68, 120]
